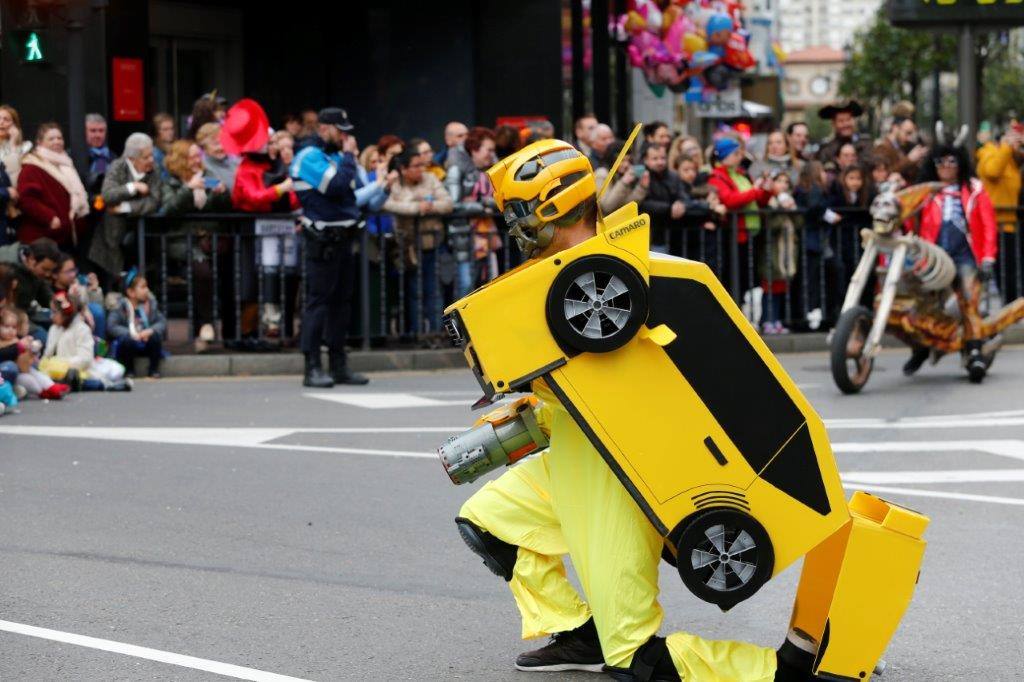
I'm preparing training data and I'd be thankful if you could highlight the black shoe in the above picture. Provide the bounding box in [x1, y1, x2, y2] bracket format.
[303, 353, 334, 388]
[105, 379, 133, 392]
[329, 352, 368, 385]
[902, 345, 930, 376]
[604, 636, 679, 681]
[515, 618, 604, 673]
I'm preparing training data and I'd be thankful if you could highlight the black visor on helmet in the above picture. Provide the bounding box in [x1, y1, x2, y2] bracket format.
[503, 198, 542, 229]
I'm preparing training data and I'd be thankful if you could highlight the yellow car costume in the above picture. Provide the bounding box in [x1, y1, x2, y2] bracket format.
[439, 138, 928, 681]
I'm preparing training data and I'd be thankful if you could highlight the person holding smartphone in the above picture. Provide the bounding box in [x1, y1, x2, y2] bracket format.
[639, 143, 713, 254]
[976, 122, 1024, 299]
[597, 161, 648, 216]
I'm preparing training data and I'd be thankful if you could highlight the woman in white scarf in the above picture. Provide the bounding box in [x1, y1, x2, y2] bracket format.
[23, 125, 89, 218]
[16, 123, 89, 248]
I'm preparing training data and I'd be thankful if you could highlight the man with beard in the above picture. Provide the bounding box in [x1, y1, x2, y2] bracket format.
[815, 99, 871, 164]
[872, 115, 929, 185]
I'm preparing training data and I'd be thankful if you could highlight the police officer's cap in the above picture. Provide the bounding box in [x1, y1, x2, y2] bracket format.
[319, 107, 354, 132]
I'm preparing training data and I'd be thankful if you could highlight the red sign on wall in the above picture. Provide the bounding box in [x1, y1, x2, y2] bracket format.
[112, 57, 144, 122]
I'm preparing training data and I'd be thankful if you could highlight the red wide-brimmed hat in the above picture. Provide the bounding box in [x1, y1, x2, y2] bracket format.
[220, 98, 270, 155]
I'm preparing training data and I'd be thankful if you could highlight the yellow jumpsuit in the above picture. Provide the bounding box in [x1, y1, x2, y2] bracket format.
[459, 381, 777, 681]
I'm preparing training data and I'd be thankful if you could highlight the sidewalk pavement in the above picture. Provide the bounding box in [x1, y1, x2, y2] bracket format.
[153, 326, 1024, 377]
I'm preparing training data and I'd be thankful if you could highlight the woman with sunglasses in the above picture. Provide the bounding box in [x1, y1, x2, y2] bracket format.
[909, 144, 998, 379]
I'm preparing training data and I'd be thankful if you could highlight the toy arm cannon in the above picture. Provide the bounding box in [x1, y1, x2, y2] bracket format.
[438, 396, 549, 485]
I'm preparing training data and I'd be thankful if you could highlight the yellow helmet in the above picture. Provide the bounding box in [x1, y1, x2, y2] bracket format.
[487, 139, 596, 258]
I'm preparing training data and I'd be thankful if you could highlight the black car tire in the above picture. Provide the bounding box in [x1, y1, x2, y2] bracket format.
[545, 255, 648, 354]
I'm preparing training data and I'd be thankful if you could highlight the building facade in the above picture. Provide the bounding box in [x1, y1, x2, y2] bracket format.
[0, 0, 565, 165]
[780, 46, 846, 125]
[778, 0, 881, 52]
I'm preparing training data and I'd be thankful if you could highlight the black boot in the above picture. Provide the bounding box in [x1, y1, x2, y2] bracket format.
[902, 345, 930, 376]
[329, 350, 368, 385]
[303, 353, 334, 388]
[604, 636, 680, 681]
[965, 340, 987, 384]
[774, 630, 885, 681]
[515, 617, 604, 673]
[774, 631, 818, 681]
[63, 368, 82, 392]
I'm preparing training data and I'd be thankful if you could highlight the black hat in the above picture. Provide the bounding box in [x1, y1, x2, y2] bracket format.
[818, 99, 864, 120]
[318, 107, 354, 132]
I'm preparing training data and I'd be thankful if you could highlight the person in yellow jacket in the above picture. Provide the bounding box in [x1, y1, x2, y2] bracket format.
[976, 127, 1023, 298]
[454, 139, 813, 681]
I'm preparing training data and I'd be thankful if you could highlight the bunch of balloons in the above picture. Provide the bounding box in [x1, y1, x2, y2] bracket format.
[614, 0, 757, 101]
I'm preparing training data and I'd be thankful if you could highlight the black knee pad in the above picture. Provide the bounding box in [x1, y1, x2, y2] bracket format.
[454, 517, 518, 582]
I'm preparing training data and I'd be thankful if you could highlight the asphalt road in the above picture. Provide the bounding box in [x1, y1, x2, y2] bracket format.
[2, 347, 1024, 681]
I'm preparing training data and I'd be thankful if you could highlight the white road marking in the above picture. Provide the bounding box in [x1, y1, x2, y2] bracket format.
[825, 408, 1024, 430]
[5, 428, 1024, 505]
[826, 416, 1024, 429]
[843, 469, 1024, 484]
[303, 392, 471, 408]
[0, 426, 439, 459]
[0, 619, 311, 681]
[842, 483, 1024, 507]
[831, 439, 1024, 462]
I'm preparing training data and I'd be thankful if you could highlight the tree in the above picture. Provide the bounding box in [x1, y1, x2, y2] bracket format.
[838, 13, 957, 124]
[979, 35, 1024, 127]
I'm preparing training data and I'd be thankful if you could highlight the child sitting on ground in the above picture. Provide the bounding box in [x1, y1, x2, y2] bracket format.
[41, 292, 130, 391]
[0, 306, 69, 399]
[0, 374, 16, 415]
[107, 271, 167, 379]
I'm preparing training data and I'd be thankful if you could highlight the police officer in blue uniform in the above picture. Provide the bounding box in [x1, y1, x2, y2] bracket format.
[290, 107, 369, 387]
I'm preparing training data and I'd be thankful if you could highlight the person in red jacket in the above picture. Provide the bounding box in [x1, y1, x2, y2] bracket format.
[906, 143, 998, 377]
[222, 99, 300, 341]
[707, 136, 774, 300]
[223, 99, 298, 212]
[17, 123, 89, 250]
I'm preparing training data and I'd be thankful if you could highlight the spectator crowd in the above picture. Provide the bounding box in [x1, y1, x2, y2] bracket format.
[0, 90, 1021, 415]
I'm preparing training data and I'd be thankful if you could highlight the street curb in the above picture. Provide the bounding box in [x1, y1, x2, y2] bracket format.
[158, 347, 467, 378]
[155, 326, 1024, 377]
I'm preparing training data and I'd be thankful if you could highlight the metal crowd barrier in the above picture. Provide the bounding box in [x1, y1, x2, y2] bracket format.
[127, 203, 1024, 350]
[129, 209, 518, 351]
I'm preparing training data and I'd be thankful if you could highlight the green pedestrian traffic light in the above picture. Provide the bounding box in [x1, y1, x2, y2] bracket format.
[14, 30, 48, 64]
[24, 32, 43, 62]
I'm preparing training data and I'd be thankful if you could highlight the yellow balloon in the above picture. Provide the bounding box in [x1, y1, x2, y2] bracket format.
[683, 33, 707, 54]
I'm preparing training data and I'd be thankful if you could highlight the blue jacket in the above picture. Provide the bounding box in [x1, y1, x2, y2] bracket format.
[290, 137, 359, 225]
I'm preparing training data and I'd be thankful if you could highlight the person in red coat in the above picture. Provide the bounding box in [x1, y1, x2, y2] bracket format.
[707, 137, 774, 298]
[904, 143, 999, 376]
[222, 99, 300, 341]
[224, 99, 298, 213]
[17, 123, 89, 250]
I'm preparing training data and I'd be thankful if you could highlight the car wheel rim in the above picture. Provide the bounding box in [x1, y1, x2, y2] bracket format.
[690, 524, 760, 591]
[563, 271, 632, 339]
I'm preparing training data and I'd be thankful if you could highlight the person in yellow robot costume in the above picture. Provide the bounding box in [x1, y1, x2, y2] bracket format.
[454, 139, 813, 681]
